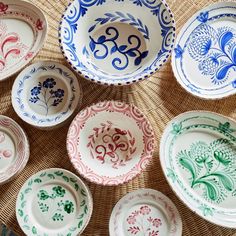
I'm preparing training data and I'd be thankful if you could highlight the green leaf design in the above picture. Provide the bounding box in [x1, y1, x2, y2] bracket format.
[171, 123, 182, 134]
[199, 204, 214, 216]
[40, 172, 47, 177]
[21, 201, 26, 208]
[214, 150, 231, 166]
[195, 179, 218, 201]
[69, 227, 77, 232]
[219, 122, 235, 133]
[34, 178, 42, 183]
[18, 209, 23, 217]
[81, 188, 87, 197]
[78, 220, 83, 228]
[23, 225, 30, 230]
[24, 188, 32, 194]
[28, 179, 33, 186]
[167, 168, 177, 182]
[213, 172, 234, 191]
[47, 173, 55, 179]
[70, 178, 77, 183]
[54, 171, 63, 176]
[74, 183, 79, 191]
[84, 205, 88, 214]
[32, 226, 37, 234]
[80, 199, 86, 207]
[78, 213, 84, 219]
[67, 234, 72, 236]
[24, 215, 29, 223]
[63, 175, 69, 182]
[20, 192, 24, 201]
[52, 213, 64, 221]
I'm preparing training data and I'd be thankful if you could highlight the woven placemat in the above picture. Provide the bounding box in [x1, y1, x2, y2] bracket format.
[1, 0, 236, 235]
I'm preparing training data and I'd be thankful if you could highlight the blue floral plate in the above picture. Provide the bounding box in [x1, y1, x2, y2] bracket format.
[12, 62, 82, 129]
[0, 222, 18, 236]
[59, 0, 175, 85]
[172, 2, 236, 99]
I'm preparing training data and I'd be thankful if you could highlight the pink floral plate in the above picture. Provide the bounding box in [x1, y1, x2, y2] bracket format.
[0, 0, 47, 81]
[0, 115, 30, 184]
[67, 100, 155, 186]
[109, 189, 182, 236]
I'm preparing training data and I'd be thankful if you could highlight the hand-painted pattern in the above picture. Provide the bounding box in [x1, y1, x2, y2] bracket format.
[0, 21, 28, 71]
[87, 121, 136, 169]
[37, 186, 74, 222]
[29, 78, 65, 116]
[127, 205, 162, 236]
[0, 132, 12, 159]
[176, 11, 236, 85]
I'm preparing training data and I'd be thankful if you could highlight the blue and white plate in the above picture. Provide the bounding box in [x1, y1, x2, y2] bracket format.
[172, 2, 236, 99]
[12, 62, 82, 129]
[59, 0, 175, 85]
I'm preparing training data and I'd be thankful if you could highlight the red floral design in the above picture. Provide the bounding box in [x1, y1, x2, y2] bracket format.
[0, 22, 28, 71]
[87, 121, 136, 169]
[25, 51, 34, 60]
[36, 19, 43, 30]
[126, 205, 162, 235]
[0, 2, 8, 13]
[0, 132, 12, 159]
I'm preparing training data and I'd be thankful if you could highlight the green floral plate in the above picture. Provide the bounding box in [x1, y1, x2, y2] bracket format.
[16, 168, 93, 236]
[160, 111, 236, 228]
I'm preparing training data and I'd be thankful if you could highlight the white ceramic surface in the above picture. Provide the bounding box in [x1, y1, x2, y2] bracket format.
[59, 0, 175, 85]
[160, 111, 236, 228]
[67, 100, 155, 186]
[0, 0, 47, 81]
[172, 2, 236, 99]
[16, 168, 93, 236]
[12, 61, 82, 129]
[0, 115, 29, 184]
[109, 189, 182, 236]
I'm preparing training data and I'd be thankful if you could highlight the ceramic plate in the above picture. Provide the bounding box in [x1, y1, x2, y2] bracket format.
[12, 61, 82, 129]
[0, 0, 47, 81]
[0, 115, 29, 184]
[160, 111, 236, 228]
[1, 222, 18, 235]
[109, 189, 182, 236]
[16, 168, 93, 236]
[172, 2, 236, 99]
[67, 100, 155, 186]
[59, 0, 175, 85]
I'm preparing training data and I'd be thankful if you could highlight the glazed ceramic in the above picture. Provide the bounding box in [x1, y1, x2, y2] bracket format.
[12, 61, 82, 129]
[0, 222, 18, 235]
[59, 0, 175, 85]
[172, 2, 236, 99]
[16, 168, 93, 236]
[0, 0, 47, 81]
[109, 189, 182, 236]
[0, 115, 29, 184]
[160, 111, 236, 228]
[67, 100, 155, 186]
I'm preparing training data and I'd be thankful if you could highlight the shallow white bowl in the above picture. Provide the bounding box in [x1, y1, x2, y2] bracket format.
[12, 61, 82, 129]
[0, 0, 47, 81]
[67, 100, 155, 185]
[59, 0, 175, 85]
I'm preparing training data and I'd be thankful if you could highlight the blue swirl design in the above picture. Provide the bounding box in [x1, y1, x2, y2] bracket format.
[88, 26, 149, 70]
[60, 0, 175, 84]
[16, 65, 76, 124]
[180, 11, 236, 85]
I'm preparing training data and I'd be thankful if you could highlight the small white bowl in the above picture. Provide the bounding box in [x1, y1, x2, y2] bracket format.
[59, 0, 175, 85]
[16, 168, 93, 236]
[67, 100, 155, 186]
[0, 115, 30, 184]
[12, 61, 82, 129]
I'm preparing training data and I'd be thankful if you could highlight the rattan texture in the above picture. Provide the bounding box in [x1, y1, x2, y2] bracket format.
[0, 0, 236, 235]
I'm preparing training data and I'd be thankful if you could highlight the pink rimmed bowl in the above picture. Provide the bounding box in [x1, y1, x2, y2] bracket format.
[67, 100, 155, 186]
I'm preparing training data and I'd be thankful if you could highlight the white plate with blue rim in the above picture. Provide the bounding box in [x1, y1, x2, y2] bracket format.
[160, 111, 236, 228]
[59, 0, 175, 85]
[172, 2, 236, 99]
[11, 61, 82, 129]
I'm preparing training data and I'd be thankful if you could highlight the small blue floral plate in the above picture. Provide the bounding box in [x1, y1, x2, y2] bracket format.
[59, 0, 175, 85]
[12, 61, 82, 129]
[172, 2, 236, 99]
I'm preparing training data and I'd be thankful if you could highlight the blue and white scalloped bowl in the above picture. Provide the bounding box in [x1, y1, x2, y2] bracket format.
[12, 61, 82, 129]
[59, 0, 175, 85]
[172, 2, 236, 99]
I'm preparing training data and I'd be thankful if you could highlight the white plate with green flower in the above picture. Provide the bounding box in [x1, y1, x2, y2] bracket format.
[160, 111, 236, 228]
[16, 168, 93, 236]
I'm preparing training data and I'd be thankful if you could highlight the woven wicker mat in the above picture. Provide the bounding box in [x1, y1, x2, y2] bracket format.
[1, 0, 236, 235]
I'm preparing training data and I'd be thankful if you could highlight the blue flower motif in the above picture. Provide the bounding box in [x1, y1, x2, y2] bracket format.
[29, 97, 39, 103]
[43, 78, 56, 88]
[197, 12, 209, 23]
[174, 44, 183, 58]
[54, 89, 65, 98]
[232, 80, 236, 88]
[31, 86, 41, 96]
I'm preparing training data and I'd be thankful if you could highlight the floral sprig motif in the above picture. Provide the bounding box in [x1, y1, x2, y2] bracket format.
[127, 205, 162, 235]
[29, 78, 65, 116]
[0, 132, 12, 159]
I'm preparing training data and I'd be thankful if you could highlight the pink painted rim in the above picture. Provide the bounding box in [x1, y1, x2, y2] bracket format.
[0, 115, 30, 184]
[67, 100, 155, 186]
